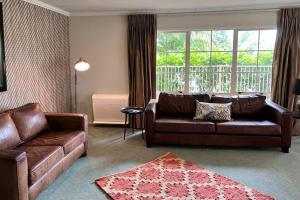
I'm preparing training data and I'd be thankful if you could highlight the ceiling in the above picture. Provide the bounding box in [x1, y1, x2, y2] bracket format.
[36, 0, 300, 15]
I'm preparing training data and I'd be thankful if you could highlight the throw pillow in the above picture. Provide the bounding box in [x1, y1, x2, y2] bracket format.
[194, 101, 232, 121]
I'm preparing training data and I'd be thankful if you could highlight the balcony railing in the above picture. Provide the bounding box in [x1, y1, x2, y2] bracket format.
[156, 65, 272, 94]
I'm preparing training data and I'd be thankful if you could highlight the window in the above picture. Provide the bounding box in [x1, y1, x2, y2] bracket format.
[156, 29, 277, 95]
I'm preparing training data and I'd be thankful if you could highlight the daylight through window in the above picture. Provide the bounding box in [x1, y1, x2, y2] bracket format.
[156, 29, 277, 95]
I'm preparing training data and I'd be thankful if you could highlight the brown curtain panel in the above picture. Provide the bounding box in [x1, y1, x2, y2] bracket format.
[272, 8, 300, 110]
[128, 14, 157, 128]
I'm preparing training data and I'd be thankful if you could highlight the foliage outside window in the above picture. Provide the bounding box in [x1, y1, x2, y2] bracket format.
[156, 29, 277, 95]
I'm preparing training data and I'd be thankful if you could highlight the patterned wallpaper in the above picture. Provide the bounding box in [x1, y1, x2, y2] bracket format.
[0, 0, 71, 112]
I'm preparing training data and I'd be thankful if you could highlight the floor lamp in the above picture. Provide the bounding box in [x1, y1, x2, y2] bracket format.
[74, 57, 90, 112]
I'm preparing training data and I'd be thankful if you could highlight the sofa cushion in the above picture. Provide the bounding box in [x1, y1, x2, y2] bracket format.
[10, 103, 48, 140]
[194, 101, 232, 121]
[158, 92, 210, 115]
[210, 94, 266, 115]
[14, 145, 64, 185]
[23, 131, 85, 154]
[238, 95, 266, 114]
[155, 116, 215, 133]
[216, 119, 281, 135]
[210, 95, 240, 114]
[0, 113, 21, 150]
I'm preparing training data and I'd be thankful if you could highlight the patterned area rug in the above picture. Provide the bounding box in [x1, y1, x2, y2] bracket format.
[96, 152, 274, 200]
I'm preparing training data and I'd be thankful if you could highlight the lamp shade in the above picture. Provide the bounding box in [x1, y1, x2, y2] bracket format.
[293, 78, 300, 95]
[74, 57, 90, 71]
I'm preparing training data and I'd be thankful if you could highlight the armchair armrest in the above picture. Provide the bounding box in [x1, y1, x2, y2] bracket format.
[45, 112, 88, 132]
[265, 100, 293, 149]
[145, 99, 157, 147]
[0, 150, 28, 200]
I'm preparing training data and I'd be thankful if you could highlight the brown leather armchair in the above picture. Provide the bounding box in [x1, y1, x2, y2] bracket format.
[0, 103, 88, 200]
[145, 93, 293, 153]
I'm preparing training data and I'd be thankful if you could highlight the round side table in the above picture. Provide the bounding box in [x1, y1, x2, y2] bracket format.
[120, 107, 145, 140]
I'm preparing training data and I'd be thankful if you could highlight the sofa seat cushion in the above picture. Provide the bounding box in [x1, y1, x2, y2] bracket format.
[14, 145, 64, 185]
[216, 119, 281, 135]
[23, 131, 85, 155]
[155, 117, 215, 133]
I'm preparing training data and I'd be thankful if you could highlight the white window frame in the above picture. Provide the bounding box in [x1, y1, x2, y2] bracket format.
[157, 28, 276, 96]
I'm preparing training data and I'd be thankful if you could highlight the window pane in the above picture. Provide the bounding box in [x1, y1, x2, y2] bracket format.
[191, 31, 211, 51]
[237, 66, 258, 92]
[189, 66, 231, 93]
[212, 30, 233, 51]
[258, 51, 273, 65]
[237, 51, 258, 65]
[259, 30, 277, 50]
[238, 31, 259, 50]
[156, 52, 166, 66]
[190, 52, 210, 66]
[211, 52, 232, 93]
[166, 53, 185, 66]
[157, 32, 166, 52]
[211, 52, 232, 65]
[156, 66, 185, 92]
[166, 32, 186, 52]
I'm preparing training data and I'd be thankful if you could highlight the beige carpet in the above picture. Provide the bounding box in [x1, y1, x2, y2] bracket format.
[38, 125, 300, 200]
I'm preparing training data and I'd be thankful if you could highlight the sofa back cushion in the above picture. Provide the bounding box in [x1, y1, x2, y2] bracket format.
[238, 95, 266, 114]
[158, 92, 210, 116]
[10, 103, 48, 140]
[0, 113, 21, 150]
[210, 94, 266, 116]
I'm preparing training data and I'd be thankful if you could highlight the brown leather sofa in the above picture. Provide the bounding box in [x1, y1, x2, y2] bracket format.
[145, 93, 293, 153]
[0, 103, 88, 200]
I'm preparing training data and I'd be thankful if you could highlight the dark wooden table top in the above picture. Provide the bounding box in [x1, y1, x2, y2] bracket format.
[120, 107, 145, 114]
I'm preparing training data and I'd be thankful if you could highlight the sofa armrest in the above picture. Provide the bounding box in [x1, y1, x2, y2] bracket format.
[45, 112, 88, 133]
[265, 100, 293, 148]
[0, 150, 28, 200]
[145, 99, 157, 147]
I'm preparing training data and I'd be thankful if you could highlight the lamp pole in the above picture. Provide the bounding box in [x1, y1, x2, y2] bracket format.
[74, 57, 90, 113]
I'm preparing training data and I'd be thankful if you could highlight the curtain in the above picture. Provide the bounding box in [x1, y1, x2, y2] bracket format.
[128, 14, 157, 128]
[272, 8, 300, 110]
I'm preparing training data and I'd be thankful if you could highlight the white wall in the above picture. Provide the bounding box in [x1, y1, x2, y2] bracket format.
[70, 10, 278, 122]
[158, 10, 278, 30]
[70, 16, 129, 122]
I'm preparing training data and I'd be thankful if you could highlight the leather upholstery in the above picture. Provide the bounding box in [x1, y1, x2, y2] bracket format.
[0, 103, 88, 200]
[28, 144, 85, 200]
[14, 145, 64, 185]
[265, 100, 293, 149]
[210, 95, 240, 114]
[155, 116, 215, 133]
[0, 149, 28, 200]
[210, 95, 266, 115]
[45, 112, 88, 154]
[0, 113, 21, 150]
[238, 95, 266, 114]
[216, 119, 281, 135]
[145, 93, 292, 152]
[158, 92, 210, 115]
[10, 103, 48, 140]
[145, 99, 157, 147]
[23, 131, 85, 155]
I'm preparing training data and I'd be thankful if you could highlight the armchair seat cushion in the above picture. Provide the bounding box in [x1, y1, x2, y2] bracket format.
[14, 145, 64, 185]
[216, 119, 281, 135]
[155, 117, 215, 133]
[23, 131, 85, 155]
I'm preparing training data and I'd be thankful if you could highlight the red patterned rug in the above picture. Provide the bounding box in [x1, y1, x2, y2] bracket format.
[96, 152, 274, 200]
